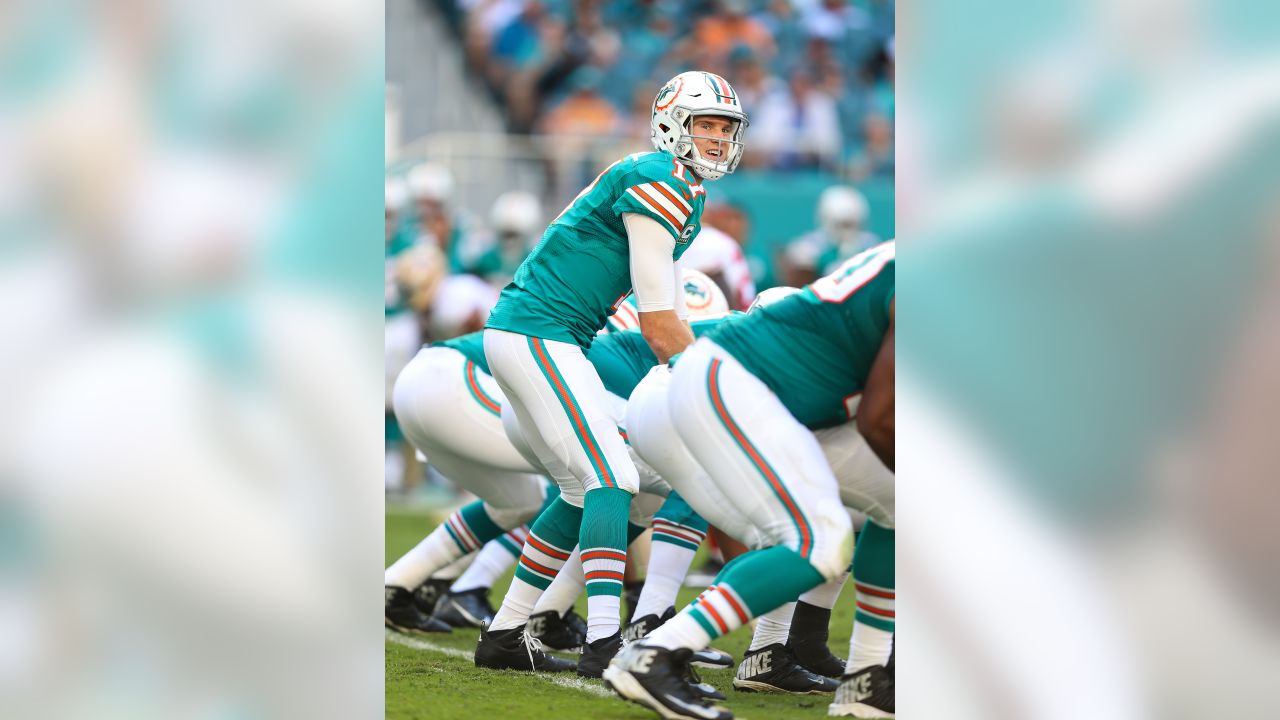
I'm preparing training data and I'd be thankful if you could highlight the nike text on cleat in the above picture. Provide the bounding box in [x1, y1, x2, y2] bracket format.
[411, 578, 452, 616]
[432, 587, 496, 628]
[623, 606, 675, 642]
[385, 586, 452, 634]
[527, 609, 585, 652]
[603, 643, 733, 720]
[474, 626, 577, 673]
[732, 643, 838, 695]
[828, 664, 895, 718]
[577, 630, 624, 678]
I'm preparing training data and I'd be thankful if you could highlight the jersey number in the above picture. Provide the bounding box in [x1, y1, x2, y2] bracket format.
[811, 243, 895, 303]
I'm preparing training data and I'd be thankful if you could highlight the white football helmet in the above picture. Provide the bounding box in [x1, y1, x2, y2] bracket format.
[682, 268, 729, 317]
[407, 162, 454, 202]
[490, 191, 542, 237]
[651, 71, 749, 181]
[818, 186, 869, 238]
[747, 286, 801, 313]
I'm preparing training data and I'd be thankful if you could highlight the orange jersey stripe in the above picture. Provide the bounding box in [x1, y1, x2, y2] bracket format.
[530, 338, 615, 488]
[631, 185, 683, 230]
[854, 583, 895, 599]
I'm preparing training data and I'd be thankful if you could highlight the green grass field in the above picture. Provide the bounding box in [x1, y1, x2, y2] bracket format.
[386, 506, 856, 720]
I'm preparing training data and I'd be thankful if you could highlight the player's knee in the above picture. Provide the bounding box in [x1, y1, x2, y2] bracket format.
[610, 464, 641, 496]
[628, 492, 665, 527]
[807, 511, 855, 581]
[558, 483, 586, 509]
[483, 500, 542, 529]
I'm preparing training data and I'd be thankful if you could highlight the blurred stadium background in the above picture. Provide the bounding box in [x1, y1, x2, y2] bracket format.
[384, 0, 895, 499]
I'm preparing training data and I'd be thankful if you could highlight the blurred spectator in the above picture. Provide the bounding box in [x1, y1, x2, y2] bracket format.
[682, 223, 758, 311]
[847, 111, 894, 180]
[750, 70, 842, 169]
[538, 67, 623, 193]
[781, 185, 880, 287]
[682, 0, 776, 72]
[802, 0, 878, 70]
[407, 162, 477, 274]
[468, 190, 545, 285]
[753, 0, 807, 75]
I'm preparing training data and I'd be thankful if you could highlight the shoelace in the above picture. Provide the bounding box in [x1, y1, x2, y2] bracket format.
[521, 628, 546, 670]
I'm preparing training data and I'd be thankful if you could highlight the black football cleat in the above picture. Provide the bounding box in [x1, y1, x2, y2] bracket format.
[411, 578, 452, 616]
[577, 630, 624, 678]
[828, 664, 895, 718]
[527, 609, 585, 652]
[604, 643, 733, 720]
[385, 586, 451, 633]
[789, 601, 846, 678]
[790, 638, 846, 679]
[690, 646, 734, 669]
[433, 587, 496, 628]
[732, 643, 838, 694]
[622, 606, 675, 642]
[474, 626, 577, 673]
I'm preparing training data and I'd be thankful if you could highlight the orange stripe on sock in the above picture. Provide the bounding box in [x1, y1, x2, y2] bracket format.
[855, 583, 895, 599]
[526, 534, 571, 561]
[856, 601, 896, 619]
[581, 549, 627, 563]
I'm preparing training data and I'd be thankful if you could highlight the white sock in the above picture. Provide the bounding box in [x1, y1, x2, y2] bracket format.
[533, 548, 583, 616]
[431, 552, 475, 581]
[799, 572, 848, 609]
[488, 531, 574, 631]
[385, 525, 470, 589]
[644, 610, 712, 652]
[749, 602, 795, 651]
[847, 623, 894, 672]
[586, 595, 621, 643]
[451, 539, 519, 593]
[632, 541, 698, 620]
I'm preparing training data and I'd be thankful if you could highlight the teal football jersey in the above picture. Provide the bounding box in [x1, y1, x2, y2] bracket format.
[588, 312, 743, 399]
[486, 151, 707, 348]
[432, 331, 490, 376]
[710, 242, 895, 430]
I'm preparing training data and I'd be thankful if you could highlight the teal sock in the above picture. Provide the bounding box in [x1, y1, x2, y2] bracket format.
[852, 520, 895, 632]
[651, 491, 708, 551]
[581, 487, 633, 641]
[512, 496, 581, 590]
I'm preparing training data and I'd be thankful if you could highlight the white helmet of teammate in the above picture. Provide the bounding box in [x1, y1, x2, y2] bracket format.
[408, 162, 454, 202]
[747, 286, 801, 313]
[651, 71, 749, 181]
[682, 268, 729, 317]
[490, 190, 542, 237]
[818, 186, 869, 239]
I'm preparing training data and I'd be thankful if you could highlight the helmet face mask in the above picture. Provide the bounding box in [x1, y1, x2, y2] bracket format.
[651, 72, 749, 181]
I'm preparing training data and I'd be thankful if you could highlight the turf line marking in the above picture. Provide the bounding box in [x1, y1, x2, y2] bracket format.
[385, 631, 613, 698]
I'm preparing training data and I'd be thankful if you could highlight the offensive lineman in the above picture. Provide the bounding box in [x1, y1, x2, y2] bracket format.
[605, 242, 896, 720]
[476, 71, 750, 676]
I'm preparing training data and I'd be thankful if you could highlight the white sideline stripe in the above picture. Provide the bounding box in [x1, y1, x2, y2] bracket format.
[385, 631, 613, 698]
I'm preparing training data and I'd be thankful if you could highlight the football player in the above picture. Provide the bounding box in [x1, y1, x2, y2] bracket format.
[605, 242, 896, 720]
[476, 71, 749, 676]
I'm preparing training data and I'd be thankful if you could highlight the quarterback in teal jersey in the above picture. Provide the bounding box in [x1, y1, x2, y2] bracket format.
[477, 70, 751, 679]
[606, 243, 896, 720]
